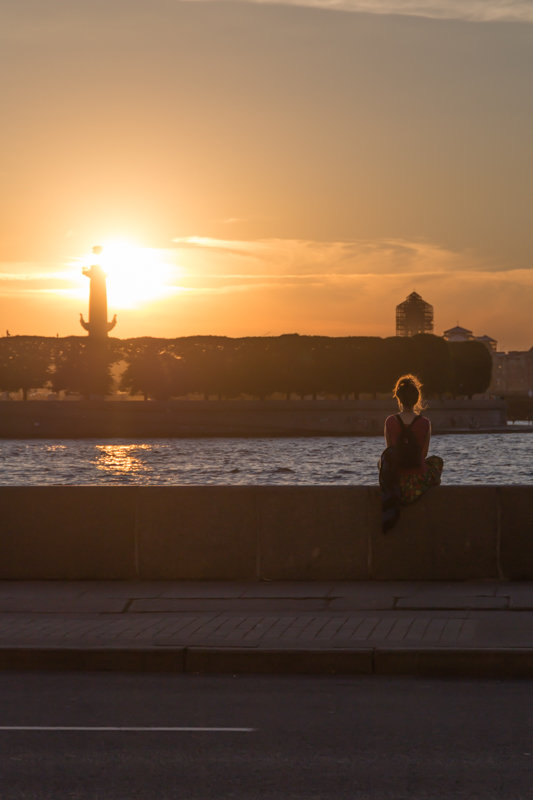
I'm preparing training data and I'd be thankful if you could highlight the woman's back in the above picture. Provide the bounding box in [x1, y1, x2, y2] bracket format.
[379, 374, 443, 532]
[384, 413, 430, 474]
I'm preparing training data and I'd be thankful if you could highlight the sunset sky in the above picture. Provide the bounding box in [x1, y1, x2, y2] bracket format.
[1, 0, 532, 349]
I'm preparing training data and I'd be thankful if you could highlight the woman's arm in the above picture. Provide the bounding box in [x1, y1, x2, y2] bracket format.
[422, 419, 431, 459]
[384, 417, 393, 448]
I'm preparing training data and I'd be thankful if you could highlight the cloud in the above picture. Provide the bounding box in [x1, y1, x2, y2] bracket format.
[217, 217, 249, 225]
[166, 235, 533, 347]
[6, 0, 533, 32]
[0, 272, 69, 283]
[193, 0, 533, 23]
[0, 262, 83, 302]
[0, 263, 76, 289]
[171, 235, 492, 280]
[2, 238, 532, 348]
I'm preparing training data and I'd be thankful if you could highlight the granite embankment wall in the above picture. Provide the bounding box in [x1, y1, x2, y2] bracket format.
[0, 398, 506, 437]
[0, 486, 530, 581]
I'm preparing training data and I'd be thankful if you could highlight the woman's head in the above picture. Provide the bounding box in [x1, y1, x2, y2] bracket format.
[393, 374, 424, 413]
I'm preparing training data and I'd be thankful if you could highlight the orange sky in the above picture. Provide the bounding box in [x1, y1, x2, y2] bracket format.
[1, 1, 532, 349]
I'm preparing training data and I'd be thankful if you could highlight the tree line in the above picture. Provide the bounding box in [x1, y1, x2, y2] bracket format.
[0, 333, 492, 401]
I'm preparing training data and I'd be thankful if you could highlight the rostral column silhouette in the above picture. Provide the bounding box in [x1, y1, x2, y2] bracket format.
[79, 245, 117, 338]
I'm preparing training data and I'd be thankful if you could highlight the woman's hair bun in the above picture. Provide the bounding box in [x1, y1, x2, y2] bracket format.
[393, 373, 424, 413]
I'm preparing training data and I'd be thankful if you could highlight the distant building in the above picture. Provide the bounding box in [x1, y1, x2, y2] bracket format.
[443, 325, 474, 343]
[396, 292, 434, 337]
[443, 327, 533, 394]
[490, 348, 533, 395]
[442, 323, 533, 394]
[474, 335, 498, 352]
[443, 326, 497, 352]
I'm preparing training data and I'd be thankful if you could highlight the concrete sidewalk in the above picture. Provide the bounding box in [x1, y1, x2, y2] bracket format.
[0, 581, 532, 676]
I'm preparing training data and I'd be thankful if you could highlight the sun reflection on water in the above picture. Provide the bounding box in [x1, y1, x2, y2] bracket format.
[95, 444, 152, 475]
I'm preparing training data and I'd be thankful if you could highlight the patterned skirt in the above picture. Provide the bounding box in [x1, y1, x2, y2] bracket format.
[398, 456, 444, 505]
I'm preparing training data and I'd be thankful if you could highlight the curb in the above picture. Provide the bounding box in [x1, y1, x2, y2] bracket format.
[0, 648, 186, 673]
[1, 647, 533, 677]
[185, 648, 374, 675]
[373, 649, 533, 678]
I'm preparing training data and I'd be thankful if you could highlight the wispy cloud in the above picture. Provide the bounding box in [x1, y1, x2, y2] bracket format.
[167, 235, 533, 347]
[0, 272, 70, 283]
[171, 235, 492, 280]
[2, 239, 532, 347]
[216, 217, 249, 225]
[201, 0, 533, 23]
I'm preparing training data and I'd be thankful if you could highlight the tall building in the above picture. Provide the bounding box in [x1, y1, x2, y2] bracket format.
[396, 292, 434, 337]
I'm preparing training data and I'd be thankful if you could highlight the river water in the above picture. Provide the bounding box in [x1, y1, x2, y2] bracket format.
[0, 434, 531, 485]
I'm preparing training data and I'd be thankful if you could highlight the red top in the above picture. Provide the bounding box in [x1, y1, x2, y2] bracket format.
[384, 414, 430, 475]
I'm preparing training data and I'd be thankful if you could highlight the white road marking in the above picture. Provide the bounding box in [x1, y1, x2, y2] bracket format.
[0, 726, 255, 732]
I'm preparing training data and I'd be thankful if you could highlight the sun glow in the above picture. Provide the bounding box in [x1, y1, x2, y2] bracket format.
[80, 239, 177, 309]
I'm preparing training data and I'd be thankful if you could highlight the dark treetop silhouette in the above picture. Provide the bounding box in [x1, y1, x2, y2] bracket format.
[80, 245, 117, 339]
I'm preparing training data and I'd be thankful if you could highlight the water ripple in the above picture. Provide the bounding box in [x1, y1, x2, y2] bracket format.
[0, 434, 530, 485]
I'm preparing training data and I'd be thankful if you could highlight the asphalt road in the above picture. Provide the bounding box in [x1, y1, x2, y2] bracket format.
[0, 673, 531, 799]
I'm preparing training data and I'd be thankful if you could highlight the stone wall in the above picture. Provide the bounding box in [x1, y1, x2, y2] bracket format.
[0, 397, 506, 438]
[0, 486, 530, 581]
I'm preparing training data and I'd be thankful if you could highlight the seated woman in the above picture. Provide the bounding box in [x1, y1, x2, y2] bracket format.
[379, 374, 443, 532]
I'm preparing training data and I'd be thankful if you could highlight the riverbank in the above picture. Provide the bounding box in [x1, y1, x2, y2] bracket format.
[0, 398, 506, 438]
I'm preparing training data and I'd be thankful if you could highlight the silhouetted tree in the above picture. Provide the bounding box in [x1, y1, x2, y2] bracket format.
[357, 338, 387, 396]
[380, 337, 413, 393]
[268, 334, 301, 399]
[232, 340, 278, 400]
[0, 336, 51, 399]
[449, 341, 492, 398]
[3, 333, 495, 402]
[409, 334, 453, 397]
[120, 349, 188, 401]
[293, 341, 324, 400]
[186, 345, 236, 400]
[52, 339, 113, 398]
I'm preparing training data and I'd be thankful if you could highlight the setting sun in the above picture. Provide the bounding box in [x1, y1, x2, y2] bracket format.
[2, 1, 533, 348]
[79, 239, 177, 310]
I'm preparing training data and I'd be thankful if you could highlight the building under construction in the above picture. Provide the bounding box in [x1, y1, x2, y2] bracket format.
[396, 291, 434, 337]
